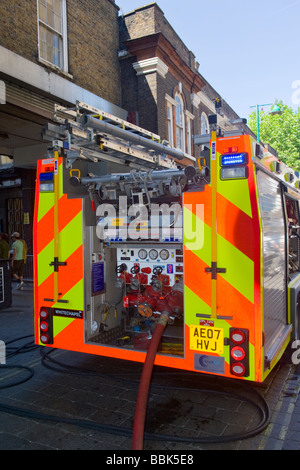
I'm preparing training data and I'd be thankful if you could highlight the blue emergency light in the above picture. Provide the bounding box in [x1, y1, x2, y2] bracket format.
[40, 172, 54, 181]
[39, 172, 54, 192]
[221, 153, 248, 167]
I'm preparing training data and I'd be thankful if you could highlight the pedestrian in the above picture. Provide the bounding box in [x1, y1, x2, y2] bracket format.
[11, 232, 26, 290]
[0, 232, 9, 259]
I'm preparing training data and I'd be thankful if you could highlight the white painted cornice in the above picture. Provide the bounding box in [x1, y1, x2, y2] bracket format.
[133, 57, 169, 78]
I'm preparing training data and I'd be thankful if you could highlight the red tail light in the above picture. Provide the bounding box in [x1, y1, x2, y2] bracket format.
[40, 333, 50, 344]
[40, 321, 49, 332]
[229, 328, 249, 377]
[231, 362, 246, 377]
[230, 329, 246, 345]
[39, 309, 49, 320]
[231, 346, 246, 361]
[39, 308, 53, 344]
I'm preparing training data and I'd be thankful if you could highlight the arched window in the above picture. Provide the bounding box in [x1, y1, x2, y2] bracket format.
[201, 112, 209, 135]
[165, 88, 194, 157]
[166, 101, 174, 147]
[175, 93, 185, 151]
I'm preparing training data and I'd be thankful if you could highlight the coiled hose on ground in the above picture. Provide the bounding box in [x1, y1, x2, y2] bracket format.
[0, 333, 271, 448]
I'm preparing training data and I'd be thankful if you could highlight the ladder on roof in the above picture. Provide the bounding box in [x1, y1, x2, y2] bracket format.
[54, 100, 162, 141]
[42, 101, 190, 171]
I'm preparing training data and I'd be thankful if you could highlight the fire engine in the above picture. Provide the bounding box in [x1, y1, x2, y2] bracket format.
[34, 101, 300, 384]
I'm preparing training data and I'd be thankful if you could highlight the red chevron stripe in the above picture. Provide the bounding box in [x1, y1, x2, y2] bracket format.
[36, 194, 82, 255]
[184, 248, 255, 343]
[184, 186, 254, 261]
[36, 245, 83, 307]
[184, 248, 211, 306]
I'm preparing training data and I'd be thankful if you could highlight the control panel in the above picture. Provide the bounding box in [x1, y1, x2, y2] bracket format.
[116, 245, 183, 286]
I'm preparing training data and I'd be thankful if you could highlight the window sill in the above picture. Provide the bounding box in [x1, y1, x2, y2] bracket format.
[182, 152, 196, 162]
[38, 57, 73, 80]
[173, 148, 196, 162]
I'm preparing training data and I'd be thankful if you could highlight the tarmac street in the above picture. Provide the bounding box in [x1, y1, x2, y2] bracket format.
[1, 283, 300, 451]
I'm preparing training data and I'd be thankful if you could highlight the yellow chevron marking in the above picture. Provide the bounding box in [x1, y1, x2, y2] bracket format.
[58, 212, 83, 261]
[53, 316, 74, 337]
[217, 177, 252, 218]
[217, 234, 254, 303]
[52, 279, 84, 311]
[184, 286, 211, 326]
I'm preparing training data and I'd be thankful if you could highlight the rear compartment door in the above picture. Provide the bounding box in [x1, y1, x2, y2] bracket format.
[256, 169, 290, 368]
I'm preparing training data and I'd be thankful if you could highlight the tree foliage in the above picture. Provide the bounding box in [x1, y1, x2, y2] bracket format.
[248, 101, 300, 171]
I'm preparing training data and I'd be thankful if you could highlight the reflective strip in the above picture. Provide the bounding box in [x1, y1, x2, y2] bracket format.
[183, 206, 210, 263]
[37, 192, 55, 222]
[37, 241, 55, 286]
[184, 196, 254, 302]
[35, 156, 84, 330]
[36, 249, 84, 312]
[53, 316, 74, 337]
[36, 206, 55, 254]
[59, 212, 83, 262]
[216, 191, 254, 261]
[184, 186, 254, 261]
[52, 274, 84, 310]
[217, 234, 254, 303]
[36, 194, 83, 255]
[211, 131, 218, 318]
[217, 177, 252, 218]
[184, 135, 257, 379]
[184, 286, 211, 325]
[184, 250, 212, 325]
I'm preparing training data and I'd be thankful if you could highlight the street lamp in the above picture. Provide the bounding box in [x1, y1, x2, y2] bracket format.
[250, 102, 282, 143]
[269, 103, 282, 115]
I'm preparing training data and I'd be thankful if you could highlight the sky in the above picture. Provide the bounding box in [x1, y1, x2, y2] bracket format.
[116, 0, 300, 121]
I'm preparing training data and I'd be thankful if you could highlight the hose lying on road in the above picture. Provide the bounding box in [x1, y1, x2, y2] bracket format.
[0, 334, 271, 445]
[132, 312, 170, 450]
[0, 389, 270, 444]
[0, 365, 34, 389]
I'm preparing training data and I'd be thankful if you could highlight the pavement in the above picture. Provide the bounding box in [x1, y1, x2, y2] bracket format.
[1, 282, 300, 452]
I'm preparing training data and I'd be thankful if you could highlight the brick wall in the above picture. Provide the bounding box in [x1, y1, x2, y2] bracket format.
[0, 0, 121, 105]
[0, 0, 37, 62]
[67, 0, 121, 104]
[119, 4, 198, 73]
[119, 6, 156, 43]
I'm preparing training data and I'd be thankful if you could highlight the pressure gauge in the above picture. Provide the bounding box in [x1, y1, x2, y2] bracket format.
[149, 249, 158, 260]
[138, 249, 147, 260]
[159, 249, 169, 260]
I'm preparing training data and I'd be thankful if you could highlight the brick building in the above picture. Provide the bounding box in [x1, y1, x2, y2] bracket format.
[119, 3, 250, 164]
[0, 0, 125, 256]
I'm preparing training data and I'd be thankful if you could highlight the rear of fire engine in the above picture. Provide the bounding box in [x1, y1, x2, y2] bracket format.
[34, 102, 300, 385]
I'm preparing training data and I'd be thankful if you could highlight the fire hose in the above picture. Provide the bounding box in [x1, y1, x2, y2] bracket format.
[0, 335, 271, 447]
[131, 311, 170, 450]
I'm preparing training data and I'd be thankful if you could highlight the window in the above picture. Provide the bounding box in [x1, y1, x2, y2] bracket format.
[167, 101, 174, 147]
[186, 115, 192, 155]
[165, 89, 194, 156]
[201, 112, 209, 135]
[175, 93, 185, 151]
[38, 0, 68, 72]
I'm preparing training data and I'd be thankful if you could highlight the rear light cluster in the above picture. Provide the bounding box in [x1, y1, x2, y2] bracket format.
[39, 308, 53, 344]
[229, 328, 249, 377]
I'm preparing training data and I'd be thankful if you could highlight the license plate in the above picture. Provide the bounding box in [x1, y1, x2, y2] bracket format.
[190, 325, 224, 354]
